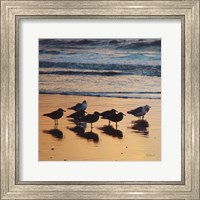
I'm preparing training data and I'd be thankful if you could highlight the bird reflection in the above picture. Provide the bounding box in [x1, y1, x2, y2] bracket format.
[130, 120, 149, 136]
[84, 131, 99, 143]
[43, 129, 63, 139]
[99, 125, 123, 139]
[68, 125, 85, 134]
[67, 117, 87, 127]
[67, 125, 99, 143]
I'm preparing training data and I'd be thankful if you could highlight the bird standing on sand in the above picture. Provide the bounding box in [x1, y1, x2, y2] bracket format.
[43, 108, 66, 125]
[68, 100, 87, 112]
[127, 105, 151, 120]
[81, 112, 100, 129]
[103, 112, 125, 129]
[100, 109, 117, 125]
[67, 110, 86, 121]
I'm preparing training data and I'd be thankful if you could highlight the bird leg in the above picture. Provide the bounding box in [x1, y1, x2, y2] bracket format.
[116, 122, 118, 130]
[142, 116, 144, 120]
[108, 120, 110, 126]
[90, 123, 94, 132]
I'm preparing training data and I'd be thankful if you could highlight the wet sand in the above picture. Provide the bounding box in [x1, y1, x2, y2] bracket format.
[39, 94, 161, 161]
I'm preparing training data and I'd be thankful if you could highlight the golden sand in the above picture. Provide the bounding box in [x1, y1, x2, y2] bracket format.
[39, 94, 161, 161]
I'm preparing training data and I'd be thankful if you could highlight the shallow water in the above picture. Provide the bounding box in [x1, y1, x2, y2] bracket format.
[39, 39, 161, 99]
[40, 74, 161, 99]
[39, 94, 161, 161]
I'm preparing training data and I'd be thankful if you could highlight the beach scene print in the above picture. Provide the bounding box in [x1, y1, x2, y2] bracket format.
[39, 39, 161, 161]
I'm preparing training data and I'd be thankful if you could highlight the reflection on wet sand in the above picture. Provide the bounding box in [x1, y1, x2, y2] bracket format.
[39, 94, 161, 161]
[130, 120, 149, 136]
[99, 125, 123, 139]
[67, 125, 99, 143]
[43, 129, 63, 139]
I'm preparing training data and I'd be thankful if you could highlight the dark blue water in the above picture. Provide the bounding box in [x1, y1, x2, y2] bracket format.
[39, 39, 161, 99]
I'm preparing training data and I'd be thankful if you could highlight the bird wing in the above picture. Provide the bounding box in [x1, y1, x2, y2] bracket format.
[100, 110, 115, 117]
[50, 110, 59, 115]
[101, 115, 108, 119]
[43, 110, 56, 116]
[100, 110, 108, 116]
[67, 112, 76, 118]
[43, 113, 50, 116]
[82, 114, 92, 122]
[131, 106, 143, 114]
[69, 102, 82, 110]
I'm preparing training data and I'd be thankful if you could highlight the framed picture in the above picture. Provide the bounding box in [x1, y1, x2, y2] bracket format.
[39, 38, 161, 162]
[0, 0, 199, 199]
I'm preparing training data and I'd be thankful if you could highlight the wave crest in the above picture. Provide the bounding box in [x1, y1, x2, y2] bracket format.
[39, 62, 161, 77]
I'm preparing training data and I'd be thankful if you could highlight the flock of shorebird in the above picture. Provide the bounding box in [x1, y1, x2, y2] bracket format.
[43, 100, 151, 129]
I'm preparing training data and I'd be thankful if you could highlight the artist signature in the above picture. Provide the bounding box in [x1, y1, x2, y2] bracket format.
[146, 153, 155, 157]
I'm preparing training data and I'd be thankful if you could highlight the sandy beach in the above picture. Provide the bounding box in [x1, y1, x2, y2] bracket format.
[39, 94, 161, 161]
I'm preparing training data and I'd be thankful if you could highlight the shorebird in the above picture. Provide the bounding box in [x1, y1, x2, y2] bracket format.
[81, 111, 100, 129]
[104, 112, 125, 129]
[67, 110, 86, 121]
[100, 109, 117, 125]
[68, 100, 87, 112]
[127, 105, 151, 120]
[43, 108, 65, 125]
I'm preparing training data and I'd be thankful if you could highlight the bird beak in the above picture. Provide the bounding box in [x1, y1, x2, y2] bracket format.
[123, 113, 126, 116]
[63, 110, 66, 112]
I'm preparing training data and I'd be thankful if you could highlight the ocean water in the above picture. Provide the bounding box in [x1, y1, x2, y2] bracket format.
[39, 39, 161, 99]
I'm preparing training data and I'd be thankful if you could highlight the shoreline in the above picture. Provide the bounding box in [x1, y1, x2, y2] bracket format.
[39, 92, 161, 100]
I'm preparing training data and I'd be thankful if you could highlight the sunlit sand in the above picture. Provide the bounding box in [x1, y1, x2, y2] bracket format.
[39, 94, 161, 161]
